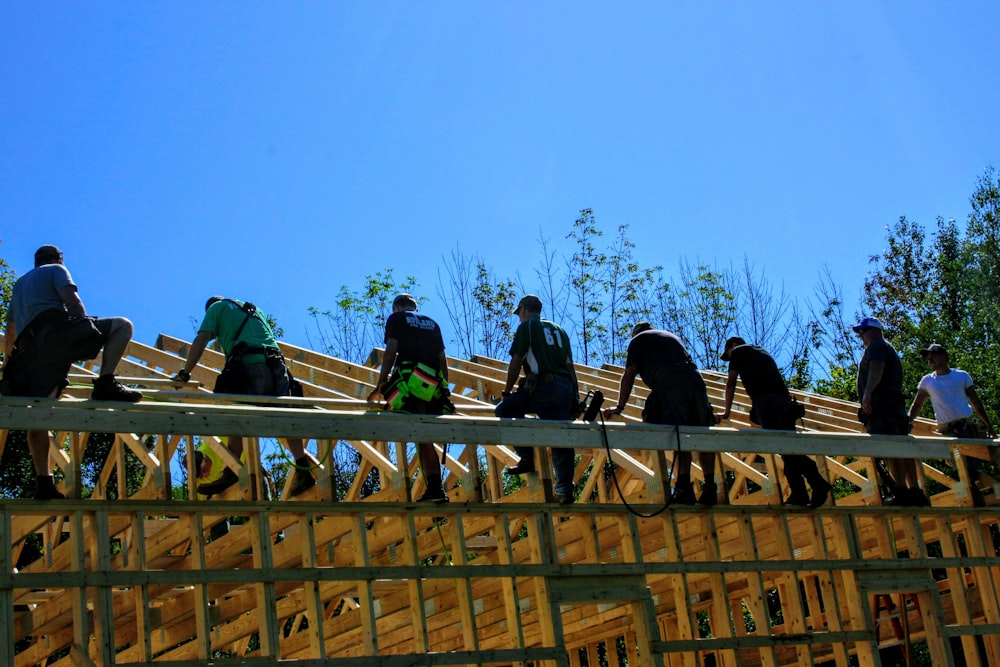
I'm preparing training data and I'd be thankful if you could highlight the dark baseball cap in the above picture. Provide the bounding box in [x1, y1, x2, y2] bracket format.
[920, 343, 948, 358]
[514, 294, 543, 314]
[720, 336, 746, 362]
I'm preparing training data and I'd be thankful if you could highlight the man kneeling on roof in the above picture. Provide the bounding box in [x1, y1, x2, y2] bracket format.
[172, 296, 315, 497]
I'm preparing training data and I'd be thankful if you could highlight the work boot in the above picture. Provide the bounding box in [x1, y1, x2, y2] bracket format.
[416, 487, 449, 504]
[197, 467, 239, 496]
[784, 490, 810, 507]
[554, 492, 575, 505]
[671, 484, 697, 505]
[505, 460, 535, 475]
[809, 478, 832, 508]
[288, 468, 316, 497]
[33, 475, 66, 500]
[697, 482, 718, 507]
[91, 375, 141, 402]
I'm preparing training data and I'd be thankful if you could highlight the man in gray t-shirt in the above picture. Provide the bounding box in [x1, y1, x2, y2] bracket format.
[2, 245, 140, 499]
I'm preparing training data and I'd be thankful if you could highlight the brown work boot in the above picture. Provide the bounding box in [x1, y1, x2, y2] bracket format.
[197, 467, 239, 496]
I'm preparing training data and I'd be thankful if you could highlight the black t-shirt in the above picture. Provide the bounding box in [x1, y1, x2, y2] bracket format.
[624, 330, 692, 388]
[384, 310, 445, 370]
[727, 344, 788, 400]
[857, 336, 904, 400]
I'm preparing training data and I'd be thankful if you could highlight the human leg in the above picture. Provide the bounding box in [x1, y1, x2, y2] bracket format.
[95, 316, 133, 372]
[416, 442, 448, 503]
[27, 429, 65, 499]
[530, 377, 576, 501]
[496, 391, 535, 472]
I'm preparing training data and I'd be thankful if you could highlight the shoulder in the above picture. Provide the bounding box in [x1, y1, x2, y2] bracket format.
[954, 369, 974, 385]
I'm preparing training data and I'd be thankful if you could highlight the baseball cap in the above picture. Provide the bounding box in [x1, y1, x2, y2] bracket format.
[630, 321, 653, 337]
[920, 343, 948, 358]
[514, 294, 543, 314]
[720, 336, 746, 362]
[852, 317, 884, 333]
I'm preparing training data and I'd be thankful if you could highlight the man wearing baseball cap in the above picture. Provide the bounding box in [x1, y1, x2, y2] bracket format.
[496, 294, 579, 504]
[853, 317, 927, 506]
[908, 343, 995, 504]
[716, 336, 831, 508]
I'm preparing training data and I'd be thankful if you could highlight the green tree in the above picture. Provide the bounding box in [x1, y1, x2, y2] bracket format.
[437, 248, 517, 359]
[565, 209, 606, 365]
[672, 260, 736, 371]
[597, 225, 658, 364]
[307, 269, 419, 364]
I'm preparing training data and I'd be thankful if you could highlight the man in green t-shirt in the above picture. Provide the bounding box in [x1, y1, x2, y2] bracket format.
[495, 294, 579, 504]
[173, 296, 315, 498]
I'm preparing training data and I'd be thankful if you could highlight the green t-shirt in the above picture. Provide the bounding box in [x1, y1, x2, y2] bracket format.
[510, 316, 574, 377]
[199, 300, 279, 359]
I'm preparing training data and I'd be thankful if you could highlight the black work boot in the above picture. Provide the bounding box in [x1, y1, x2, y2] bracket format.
[416, 487, 449, 504]
[697, 482, 718, 506]
[288, 460, 316, 497]
[91, 375, 141, 402]
[809, 478, 832, 508]
[33, 475, 66, 500]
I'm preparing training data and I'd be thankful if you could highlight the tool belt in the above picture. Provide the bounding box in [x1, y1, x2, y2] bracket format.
[385, 361, 448, 411]
[939, 417, 982, 439]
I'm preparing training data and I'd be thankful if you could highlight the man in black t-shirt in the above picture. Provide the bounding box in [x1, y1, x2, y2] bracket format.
[717, 336, 831, 508]
[604, 323, 719, 505]
[368, 294, 452, 503]
[854, 317, 926, 506]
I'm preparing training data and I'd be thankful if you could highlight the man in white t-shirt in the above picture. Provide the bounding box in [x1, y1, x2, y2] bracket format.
[908, 344, 995, 439]
[908, 343, 996, 506]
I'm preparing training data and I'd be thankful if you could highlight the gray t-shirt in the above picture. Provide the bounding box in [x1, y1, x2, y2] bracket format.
[9, 264, 75, 332]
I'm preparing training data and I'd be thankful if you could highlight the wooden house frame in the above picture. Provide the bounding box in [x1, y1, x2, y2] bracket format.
[1, 332, 999, 666]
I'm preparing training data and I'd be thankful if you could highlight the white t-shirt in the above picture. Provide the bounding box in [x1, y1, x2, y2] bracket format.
[917, 369, 974, 425]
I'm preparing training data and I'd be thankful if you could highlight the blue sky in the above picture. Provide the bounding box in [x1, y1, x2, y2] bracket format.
[2, 2, 998, 357]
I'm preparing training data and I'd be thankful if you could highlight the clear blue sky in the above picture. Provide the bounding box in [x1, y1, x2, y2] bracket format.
[2, 2, 998, 355]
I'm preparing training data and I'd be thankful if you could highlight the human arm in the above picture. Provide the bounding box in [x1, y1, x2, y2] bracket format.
[503, 352, 524, 395]
[715, 366, 739, 422]
[966, 386, 996, 438]
[58, 285, 86, 317]
[173, 330, 214, 382]
[438, 349, 448, 385]
[367, 338, 398, 402]
[908, 388, 930, 423]
[604, 364, 638, 418]
[861, 360, 885, 414]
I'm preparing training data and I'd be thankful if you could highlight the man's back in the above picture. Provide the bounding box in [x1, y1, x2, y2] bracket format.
[625, 329, 691, 388]
[728, 344, 788, 399]
[510, 316, 573, 377]
[199, 300, 278, 356]
[10, 264, 74, 332]
[385, 310, 445, 370]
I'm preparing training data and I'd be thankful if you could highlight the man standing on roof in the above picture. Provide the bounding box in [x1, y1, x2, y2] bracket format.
[908, 343, 995, 505]
[716, 336, 831, 508]
[173, 296, 315, 497]
[604, 322, 719, 505]
[368, 294, 453, 503]
[854, 316, 926, 506]
[496, 294, 580, 505]
[1, 245, 141, 499]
